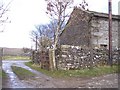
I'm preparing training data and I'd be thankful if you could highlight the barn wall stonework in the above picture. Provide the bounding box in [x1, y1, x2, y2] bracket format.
[91, 17, 119, 49]
[60, 7, 120, 49]
[60, 8, 92, 47]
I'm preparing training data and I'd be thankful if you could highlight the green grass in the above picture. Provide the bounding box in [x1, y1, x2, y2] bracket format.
[3, 56, 30, 60]
[2, 70, 7, 78]
[2, 70, 8, 87]
[11, 66, 36, 80]
[25, 61, 118, 78]
[0, 70, 2, 77]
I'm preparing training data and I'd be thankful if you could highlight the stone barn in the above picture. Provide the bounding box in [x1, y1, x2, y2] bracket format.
[60, 7, 120, 50]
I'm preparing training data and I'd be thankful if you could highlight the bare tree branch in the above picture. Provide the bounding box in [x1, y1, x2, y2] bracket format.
[30, 21, 57, 50]
[0, 0, 13, 32]
[45, 0, 73, 49]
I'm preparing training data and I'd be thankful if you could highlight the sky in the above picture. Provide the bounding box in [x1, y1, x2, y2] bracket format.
[0, 0, 119, 49]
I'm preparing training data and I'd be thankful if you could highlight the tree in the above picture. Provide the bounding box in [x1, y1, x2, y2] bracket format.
[22, 47, 31, 53]
[0, 0, 12, 32]
[79, 0, 89, 11]
[31, 22, 56, 51]
[45, 0, 73, 48]
[45, 0, 74, 69]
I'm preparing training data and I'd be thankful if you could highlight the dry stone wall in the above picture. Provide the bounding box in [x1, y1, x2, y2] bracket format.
[55, 45, 118, 70]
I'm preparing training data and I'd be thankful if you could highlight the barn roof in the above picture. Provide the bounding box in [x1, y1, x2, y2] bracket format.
[60, 7, 120, 36]
[74, 7, 120, 20]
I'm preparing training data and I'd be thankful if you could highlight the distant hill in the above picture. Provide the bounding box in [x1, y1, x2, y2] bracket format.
[0, 47, 25, 56]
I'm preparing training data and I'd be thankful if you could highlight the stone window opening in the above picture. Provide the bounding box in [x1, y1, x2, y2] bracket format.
[100, 44, 107, 49]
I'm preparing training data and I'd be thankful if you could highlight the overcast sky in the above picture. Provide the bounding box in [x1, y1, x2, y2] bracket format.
[0, 0, 119, 49]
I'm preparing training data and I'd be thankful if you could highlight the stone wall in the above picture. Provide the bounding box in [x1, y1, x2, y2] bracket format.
[60, 7, 91, 47]
[32, 51, 40, 64]
[91, 17, 119, 49]
[31, 45, 119, 70]
[55, 45, 118, 70]
[32, 50, 50, 70]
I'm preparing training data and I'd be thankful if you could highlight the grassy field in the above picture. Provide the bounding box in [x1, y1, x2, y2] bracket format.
[25, 61, 118, 78]
[11, 66, 35, 80]
[3, 56, 31, 60]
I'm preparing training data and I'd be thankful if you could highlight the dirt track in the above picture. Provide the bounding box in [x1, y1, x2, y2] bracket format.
[2, 60, 119, 88]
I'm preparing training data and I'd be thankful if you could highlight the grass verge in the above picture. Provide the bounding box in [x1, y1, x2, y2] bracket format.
[3, 56, 30, 60]
[2, 70, 9, 87]
[25, 61, 118, 78]
[11, 66, 36, 80]
[2, 70, 7, 78]
[0, 70, 2, 77]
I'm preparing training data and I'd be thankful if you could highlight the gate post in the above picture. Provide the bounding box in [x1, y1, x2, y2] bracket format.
[49, 49, 56, 70]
